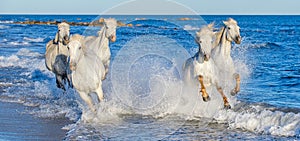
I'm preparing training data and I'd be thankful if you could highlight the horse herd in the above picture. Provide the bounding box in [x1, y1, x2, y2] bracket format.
[45, 18, 241, 112]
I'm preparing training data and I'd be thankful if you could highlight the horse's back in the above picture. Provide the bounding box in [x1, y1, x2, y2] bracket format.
[45, 40, 57, 71]
[84, 35, 111, 69]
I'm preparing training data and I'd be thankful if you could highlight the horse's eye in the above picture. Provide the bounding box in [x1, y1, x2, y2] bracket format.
[67, 46, 69, 50]
[79, 47, 82, 50]
[228, 27, 231, 30]
[199, 40, 202, 43]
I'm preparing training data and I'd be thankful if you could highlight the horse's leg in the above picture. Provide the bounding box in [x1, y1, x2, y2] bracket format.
[198, 75, 210, 102]
[78, 91, 96, 112]
[66, 67, 73, 88]
[56, 74, 66, 91]
[231, 73, 240, 96]
[102, 61, 109, 81]
[66, 74, 73, 88]
[104, 67, 108, 80]
[95, 84, 104, 102]
[106, 60, 110, 75]
[216, 84, 231, 109]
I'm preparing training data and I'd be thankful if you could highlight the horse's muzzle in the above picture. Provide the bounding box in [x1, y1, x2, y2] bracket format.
[62, 35, 70, 45]
[235, 36, 241, 44]
[204, 54, 210, 61]
[110, 35, 116, 42]
[69, 63, 76, 71]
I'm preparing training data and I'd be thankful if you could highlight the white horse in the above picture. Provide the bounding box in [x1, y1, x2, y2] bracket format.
[67, 34, 106, 112]
[212, 18, 242, 96]
[84, 18, 117, 79]
[183, 23, 231, 109]
[45, 22, 71, 91]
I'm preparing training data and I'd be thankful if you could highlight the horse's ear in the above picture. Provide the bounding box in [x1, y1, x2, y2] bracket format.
[54, 32, 59, 44]
[223, 21, 229, 26]
[99, 18, 105, 23]
[207, 22, 214, 30]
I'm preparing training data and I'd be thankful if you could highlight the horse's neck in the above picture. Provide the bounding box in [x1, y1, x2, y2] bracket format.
[195, 47, 204, 63]
[97, 28, 109, 51]
[215, 28, 232, 57]
[58, 42, 68, 55]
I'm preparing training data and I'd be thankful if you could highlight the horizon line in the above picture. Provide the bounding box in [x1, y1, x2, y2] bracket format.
[0, 13, 300, 16]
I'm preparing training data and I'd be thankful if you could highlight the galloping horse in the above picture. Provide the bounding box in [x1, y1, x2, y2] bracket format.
[183, 23, 231, 109]
[45, 22, 71, 90]
[85, 18, 117, 79]
[212, 18, 242, 96]
[68, 34, 106, 112]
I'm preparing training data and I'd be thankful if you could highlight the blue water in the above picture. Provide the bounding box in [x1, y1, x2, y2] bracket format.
[0, 15, 300, 140]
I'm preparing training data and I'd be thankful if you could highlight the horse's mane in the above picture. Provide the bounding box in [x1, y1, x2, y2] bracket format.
[104, 18, 117, 27]
[214, 27, 225, 47]
[196, 23, 214, 41]
[58, 22, 70, 29]
[213, 18, 238, 47]
[69, 34, 88, 52]
[226, 18, 237, 25]
[97, 18, 117, 37]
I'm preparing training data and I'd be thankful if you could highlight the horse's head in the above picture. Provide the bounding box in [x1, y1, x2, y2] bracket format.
[223, 18, 241, 44]
[196, 23, 215, 61]
[55, 22, 70, 45]
[67, 34, 85, 71]
[102, 18, 117, 42]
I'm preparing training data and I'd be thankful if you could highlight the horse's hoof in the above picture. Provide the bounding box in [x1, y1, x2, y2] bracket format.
[230, 89, 238, 96]
[202, 96, 210, 102]
[224, 104, 231, 109]
[56, 84, 66, 91]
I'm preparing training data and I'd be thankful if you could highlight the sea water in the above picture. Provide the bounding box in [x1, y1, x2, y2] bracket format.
[0, 15, 299, 140]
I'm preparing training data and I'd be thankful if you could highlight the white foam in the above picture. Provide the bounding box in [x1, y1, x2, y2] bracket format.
[0, 48, 81, 121]
[23, 37, 44, 42]
[0, 48, 44, 69]
[16, 48, 42, 57]
[0, 20, 13, 24]
[214, 105, 300, 137]
[9, 41, 30, 46]
[0, 82, 13, 87]
[183, 25, 200, 31]
[0, 55, 20, 67]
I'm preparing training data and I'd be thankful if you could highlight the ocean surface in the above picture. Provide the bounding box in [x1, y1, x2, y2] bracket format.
[0, 15, 299, 140]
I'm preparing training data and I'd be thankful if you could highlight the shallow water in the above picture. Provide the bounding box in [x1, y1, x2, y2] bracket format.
[0, 102, 71, 140]
[0, 15, 299, 140]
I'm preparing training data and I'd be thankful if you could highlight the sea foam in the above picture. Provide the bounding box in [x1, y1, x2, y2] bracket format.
[23, 37, 44, 42]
